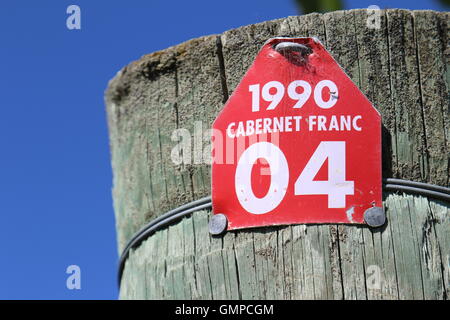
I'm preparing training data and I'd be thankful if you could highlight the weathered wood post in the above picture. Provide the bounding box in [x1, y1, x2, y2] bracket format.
[106, 9, 449, 300]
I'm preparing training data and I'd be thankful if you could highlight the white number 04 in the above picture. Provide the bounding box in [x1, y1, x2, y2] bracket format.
[235, 141, 354, 214]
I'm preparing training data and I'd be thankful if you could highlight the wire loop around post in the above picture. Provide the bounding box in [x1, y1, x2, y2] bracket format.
[117, 179, 449, 287]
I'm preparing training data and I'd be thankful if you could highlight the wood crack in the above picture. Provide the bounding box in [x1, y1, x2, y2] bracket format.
[216, 36, 229, 103]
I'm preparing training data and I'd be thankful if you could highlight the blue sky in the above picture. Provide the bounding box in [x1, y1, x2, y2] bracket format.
[0, 0, 446, 300]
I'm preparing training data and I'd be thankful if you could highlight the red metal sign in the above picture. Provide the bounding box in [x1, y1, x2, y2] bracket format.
[212, 37, 382, 230]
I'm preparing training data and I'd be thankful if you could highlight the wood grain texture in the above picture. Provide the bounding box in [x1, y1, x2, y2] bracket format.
[105, 9, 449, 300]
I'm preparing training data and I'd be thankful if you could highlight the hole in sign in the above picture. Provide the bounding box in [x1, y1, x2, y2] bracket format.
[274, 42, 312, 66]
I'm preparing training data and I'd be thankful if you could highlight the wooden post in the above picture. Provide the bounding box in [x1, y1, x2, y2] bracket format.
[106, 9, 449, 300]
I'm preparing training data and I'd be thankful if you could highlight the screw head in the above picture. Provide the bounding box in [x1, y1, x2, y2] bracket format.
[209, 213, 228, 235]
[274, 42, 312, 66]
[274, 42, 312, 55]
[364, 206, 386, 227]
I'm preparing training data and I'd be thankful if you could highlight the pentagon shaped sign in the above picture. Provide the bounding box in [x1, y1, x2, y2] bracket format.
[211, 37, 382, 230]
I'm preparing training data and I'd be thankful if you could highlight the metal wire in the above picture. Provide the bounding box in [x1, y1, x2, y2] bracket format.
[384, 184, 450, 202]
[383, 178, 450, 194]
[117, 196, 212, 287]
[117, 179, 449, 287]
